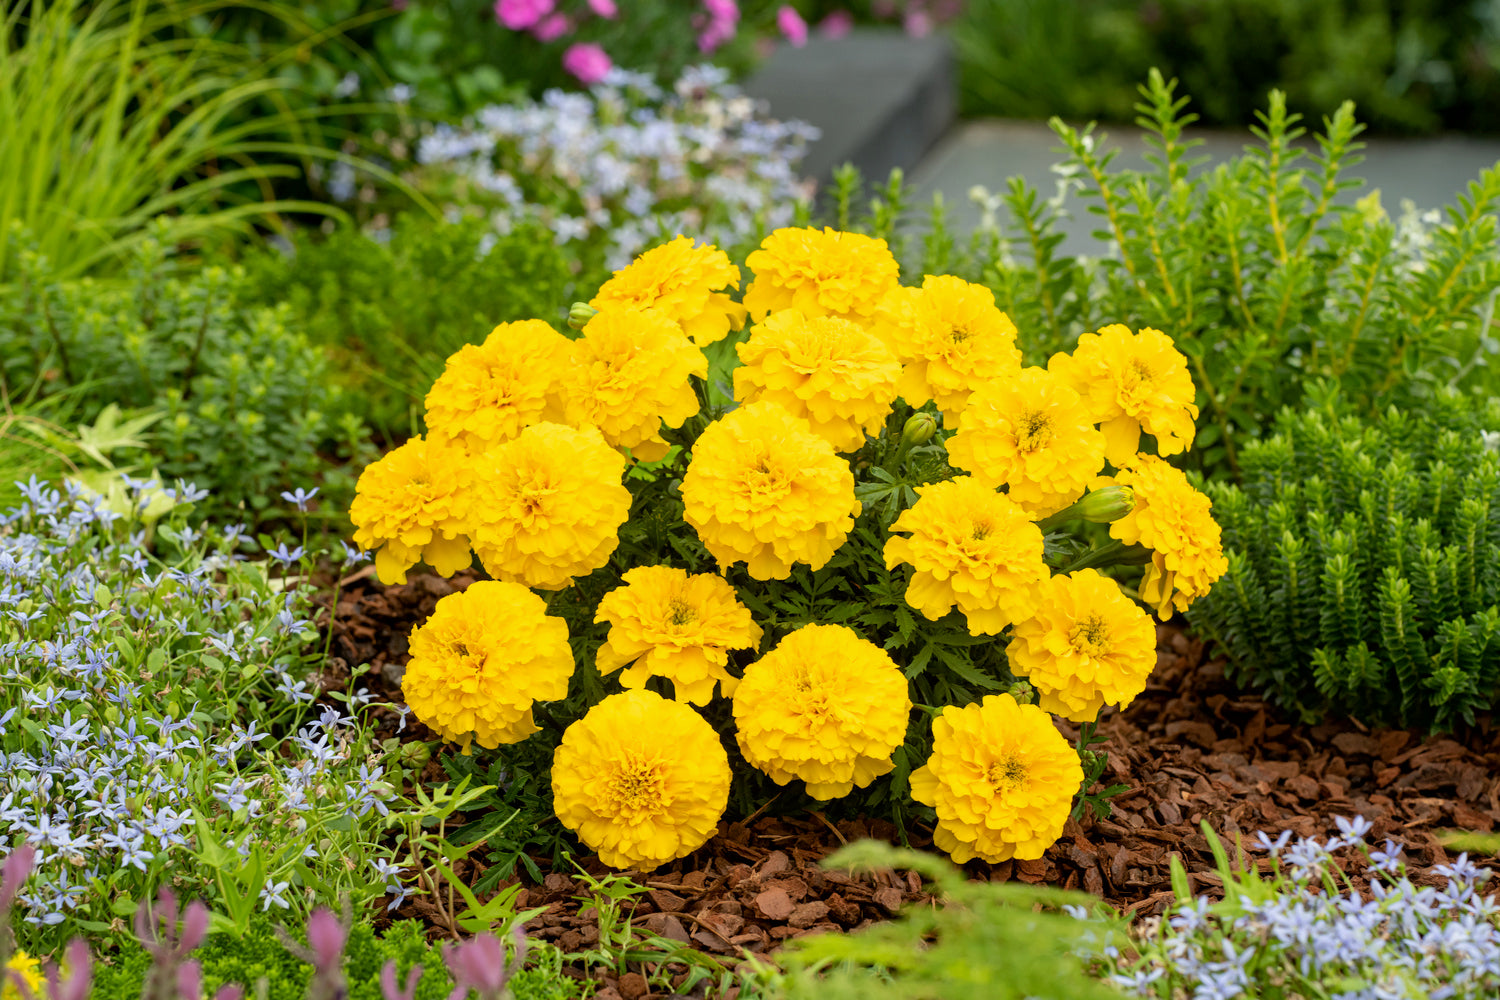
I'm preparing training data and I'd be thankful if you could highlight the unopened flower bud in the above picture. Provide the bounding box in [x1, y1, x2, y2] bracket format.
[901, 411, 937, 447]
[1007, 680, 1035, 705]
[398, 741, 431, 771]
[1076, 485, 1134, 523]
[567, 302, 598, 331]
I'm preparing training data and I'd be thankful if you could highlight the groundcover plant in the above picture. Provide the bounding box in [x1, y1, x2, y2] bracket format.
[349, 226, 1230, 875]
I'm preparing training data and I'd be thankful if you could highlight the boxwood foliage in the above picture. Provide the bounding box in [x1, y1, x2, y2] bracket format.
[1185, 388, 1500, 732]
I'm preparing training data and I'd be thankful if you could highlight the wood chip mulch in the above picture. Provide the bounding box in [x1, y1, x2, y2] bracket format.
[315, 569, 1500, 996]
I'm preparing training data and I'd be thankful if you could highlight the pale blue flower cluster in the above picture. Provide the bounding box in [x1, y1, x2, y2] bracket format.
[0, 477, 404, 935]
[412, 65, 819, 269]
[1104, 817, 1500, 1000]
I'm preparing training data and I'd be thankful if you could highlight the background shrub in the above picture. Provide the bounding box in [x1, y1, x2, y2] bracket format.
[233, 215, 579, 441]
[1185, 390, 1500, 731]
[957, 0, 1500, 134]
[0, 233, 340, 516]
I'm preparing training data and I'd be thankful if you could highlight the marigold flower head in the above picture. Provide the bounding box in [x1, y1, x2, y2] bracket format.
[424, 320, 571, 452]
[946, 367, 1106, 517]
[1007, 569, 1157, 723]
[563, 306, 707, 462]
[742, 227, 900, 322]
[468, 423, 631, 590]
[682, 401, 861, 580]
[733, 624, 911, 800]
[1104, 455, 1228, 619]
[350, 435, 475, 585]
[403, 581, 572, 751]
[589, 236, 748, 346]
[552, 690, 730, 871]
[871, 275, 1022, 423]
[733, 309, 901, 452]
[884, 477, 1048, 635]
[909, 693, 1082, 863]
[1048, 324, 1199, 465]
[595, 565, 763, 705]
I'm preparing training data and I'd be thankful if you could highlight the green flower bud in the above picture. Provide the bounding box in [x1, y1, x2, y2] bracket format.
[1007, 680, 1035, 705]
[567, 302, 599, 331]
[1076, 485, 1135, 523]
[901, 412, 937, 447]
[399, 741, 432, 772]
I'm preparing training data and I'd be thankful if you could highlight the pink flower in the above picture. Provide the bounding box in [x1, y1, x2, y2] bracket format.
[588, 0, 618, 17]
[818, 9, 853, 37]
[562, 42, 612, 86]
[533, 12, 571, 41]
[697, 17, 735, 52]
[495, 0, 553, 30]
[903, 7, 932, 36]
[776, 5, 808, 46]
[703, 0, 739, 22]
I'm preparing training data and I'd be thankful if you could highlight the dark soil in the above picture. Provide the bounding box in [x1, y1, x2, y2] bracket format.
[315, 568, 1500, 995]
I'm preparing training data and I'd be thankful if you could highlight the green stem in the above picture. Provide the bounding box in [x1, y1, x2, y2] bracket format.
[1061, 540, 1153, 574]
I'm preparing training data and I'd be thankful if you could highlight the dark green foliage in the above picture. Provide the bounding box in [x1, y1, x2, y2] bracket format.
[1185, 391, 1500, 731]
[233, 215, 583, 440]
[0, 232, 338, 515]
[957, 0, 1500, 134]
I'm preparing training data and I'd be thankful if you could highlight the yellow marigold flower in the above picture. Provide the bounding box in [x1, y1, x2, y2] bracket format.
[871, 275, 1022, 423]
[733, 309, 902, 452]
[1007, 569, 1157, 723]
[884, 477, 1048, 635]
[595, 565, 763, 705]
[424, 320, 571, 452]
[733, 624, 912, 800]
[742, 227, 900, 322]
[563, 306, 707, 462]
[909, 693, 1082, 864]
[469, 423, 631, 590]
[4, 951, 42, 1000]
[946, 367, 1107, 517]
[1104, 455, 1228, 619]
[682, 401, 860, 580]
[589, 235, 748, 346]
[552, 690, 730, 871]
[1048, 324, 1199, 466]
[403, 581, 572, 751]
[350, 435, 475, 585]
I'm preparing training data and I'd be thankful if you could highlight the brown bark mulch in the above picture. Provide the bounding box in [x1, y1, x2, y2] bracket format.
[314, 569, 1500, 993]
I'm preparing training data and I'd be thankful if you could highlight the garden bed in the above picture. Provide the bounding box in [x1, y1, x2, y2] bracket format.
[320, 567, 1499, 959]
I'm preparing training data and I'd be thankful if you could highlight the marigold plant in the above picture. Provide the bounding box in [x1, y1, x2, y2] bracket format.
[403, 581, 573, 751]
[1049, 324, 1198, 466]
[595, 565, 763, 705]
[552, 690, 731, 872]
[423, 319, 571, 453]
[946, 366, 1106, 517]
[733, 624, 912, 800]
[884, 477, 1048, 635]
[733, 309, 902, 453]
[910, 693, 1083, 864]
[681, 400, 860, 580]
[563, 306, 707, 462]
[350, 434, 475, 585]
[589, 235, 748, 346]
[1007, 570, 1157, 723]
[468, 422, 631, 590]
[742, 226, 900, 322]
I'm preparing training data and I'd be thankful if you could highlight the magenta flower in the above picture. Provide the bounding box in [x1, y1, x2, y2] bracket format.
[776, 5, 808, 46]
[562, 42, 612, 85]
[703, 0, 739, 20]
[532, 12, 571, 41]
[494, 0, 554, 30]
[697, 18, 735, 52]
[818, 9, 853, 37]
[588, 0, 618, 18]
